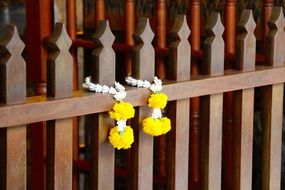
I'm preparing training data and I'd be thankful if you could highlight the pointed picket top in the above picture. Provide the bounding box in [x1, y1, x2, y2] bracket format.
[238, 9, 256, 34]
[133, 17, 155, 45]
[236, 9, 256, 71]
[205, 12, 224, 37]
[204, 12, 225, 76]
[266, 6, 285, 66]
[268, 6, 285, 30]
[94, 20, 115, 48]
[169, 15, 191, 81]
[0, 25, 25, 57]
[47, 23, 73, 98]
[0, 25, 26, 105]
[169, 15, 191, 41]
[48, 23, 72, 52]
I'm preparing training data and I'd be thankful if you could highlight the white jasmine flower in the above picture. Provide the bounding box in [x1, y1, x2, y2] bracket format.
[152, 108, 162, 119]
[115, 82, 125, 92]
[102, 85, 109, 93]
[137, 80, 144, 87]
[143, 80, 151, 88]
[114, 91, 127, 101]
[108, 87, 117, 94]
[117, 120, 127, 132]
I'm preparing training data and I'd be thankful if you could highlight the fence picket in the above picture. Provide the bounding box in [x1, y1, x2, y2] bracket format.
[261, 6, 285, 189]
[46, 23, 73, 190]
[0, 25, 26, 190]
[130, 17, 155, 190]
[233, 9, 256, 190]
[167, 15, 191, 190]
[201, 12, 224, 190]
[90, 20, 115, 190]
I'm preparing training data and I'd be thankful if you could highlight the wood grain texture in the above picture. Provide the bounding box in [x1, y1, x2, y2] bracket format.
[46, 23, 73, 190]
[233, 9, 256, 190]
[0, 25, 26, 190]
[1, 66, 285, 129]
[201, 12, 224, 190]
[130, 17, 155, 190]
[90, 20, 115, 190]
[167, 15, 190, 190]
[261, 7, 285, 190]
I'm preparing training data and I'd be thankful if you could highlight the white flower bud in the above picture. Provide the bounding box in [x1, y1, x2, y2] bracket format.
[108, 87, 117, 94]
[117, 120, 127, 132]
[115, 82, 125, 91]
[102, 85, 109, 93]
[151, 108, 162, 119]
[114, 91, 127, 101]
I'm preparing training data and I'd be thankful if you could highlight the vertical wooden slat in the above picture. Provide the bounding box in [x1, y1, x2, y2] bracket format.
[130, 17, 155, 190]
[90, 20, 115, 190]
[223, 1, 236, 188]
[168, 15, 191, 190]
[262, 0, 274, 52]
[124, 0, 135, 75]
[0, 25, 26, 190]
[46, 23, 73, 190]
[201, 12, 224, 190]
[189, 1, 201, 188]
[261, 7, 285, 190]
[95, 0, 106, 25]
[233, 9, 256, 190]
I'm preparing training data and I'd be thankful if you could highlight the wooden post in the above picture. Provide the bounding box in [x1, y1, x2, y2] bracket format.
[262, 0, 274, 52]
[156, 0, 167, 78]
[189, 1, 201, 188]
[95, 0, 106, 25]
[124, 0, 135, 75]
[0, 25, 26, 190]
[156, 0, 168, 179]
[90, 20, 115, 190]
[233, 9, 256, 190]
[66, 1, 79, 189]
[46, 23, 73, 190]
[201, 13, 224, 190]
[25, 0, 53, 188]
[223, 0, 236, 188]
[168, 15, 191, 190]
[130, 18, 155, 190]
[261, 7, 285, 190]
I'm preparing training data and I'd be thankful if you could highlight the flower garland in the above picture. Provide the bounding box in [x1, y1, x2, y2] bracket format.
[83, 77, 135, 149]
[126, 76, 171, 136]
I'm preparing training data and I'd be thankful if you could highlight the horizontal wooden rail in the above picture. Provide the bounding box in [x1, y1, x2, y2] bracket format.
[0, 65, 284, 128]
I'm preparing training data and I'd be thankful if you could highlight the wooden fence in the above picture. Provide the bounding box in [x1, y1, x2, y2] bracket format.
[1, 3, 285, 190]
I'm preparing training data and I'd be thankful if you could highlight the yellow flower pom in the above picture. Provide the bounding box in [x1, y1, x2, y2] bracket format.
[160, 117, 171, 134]
[109, 126, 134, 150]
[109, 101, 135, 121]
[142, 117, 171, 136]
[148, 93, 168, 109]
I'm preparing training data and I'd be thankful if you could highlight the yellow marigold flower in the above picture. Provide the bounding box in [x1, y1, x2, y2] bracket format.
[148, 93, 168, 109]
[109, 126, 134, 150]
[160, 117, 171, 134]
[142, 117, 171, 136]
[109, 101, 135, 121]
